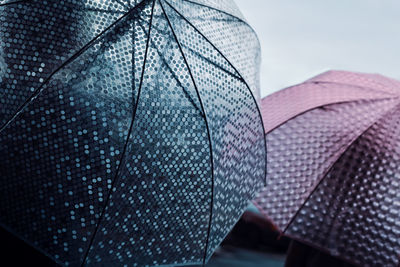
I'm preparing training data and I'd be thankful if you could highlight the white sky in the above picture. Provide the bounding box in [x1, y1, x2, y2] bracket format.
[235, 0, 400, 97]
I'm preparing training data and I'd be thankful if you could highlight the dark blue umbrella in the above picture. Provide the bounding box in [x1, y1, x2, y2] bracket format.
[0, 0, 266, 265]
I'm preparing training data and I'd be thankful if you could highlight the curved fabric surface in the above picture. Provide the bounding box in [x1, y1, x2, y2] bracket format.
[0, 0, 266, 266]
[254, 70, 400, 267]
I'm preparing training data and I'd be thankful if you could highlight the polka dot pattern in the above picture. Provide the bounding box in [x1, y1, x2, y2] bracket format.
[288, 104, 400, 266]
[162, 1, 265, 261]
[254, 71, 400, 267]
[0, 0, 126, 127]
[183, 0, 246, 22]
[168, 0, 261, 99]
[0, 0, 264, 266]
[257, 99, 398, 229]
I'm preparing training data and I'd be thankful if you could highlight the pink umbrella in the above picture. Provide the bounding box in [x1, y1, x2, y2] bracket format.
[254, 70, 400, 266]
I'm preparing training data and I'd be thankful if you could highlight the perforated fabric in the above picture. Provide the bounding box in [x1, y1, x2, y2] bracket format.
[0, 0, 265, 266]
[254, 70, 400, 266]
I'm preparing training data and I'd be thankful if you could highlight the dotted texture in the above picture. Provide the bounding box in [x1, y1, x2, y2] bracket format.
[0, 0, 21, 4]
[168, 0, 261, 99]
[0, 2, 137, 265]
[182, 0, 246, 22]
[162, 2, 265, 261]
[0, 0, 264, 266]
[254, 71, 400, 267]
[0, 0, 127, 127]
[288, 104, 400, 267]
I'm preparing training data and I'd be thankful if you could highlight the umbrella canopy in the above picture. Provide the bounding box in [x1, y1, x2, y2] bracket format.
[254, 70, 400, 266]
[0, 0, 266, 266]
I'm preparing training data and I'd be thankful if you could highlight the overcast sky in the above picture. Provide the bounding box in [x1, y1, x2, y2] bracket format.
[235, 0, 400, 97]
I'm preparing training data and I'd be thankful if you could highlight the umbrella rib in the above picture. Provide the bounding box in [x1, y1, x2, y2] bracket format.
[143, 17, 242, 80]
[0, 0, 126, 12]
[154, 47, 205, 116]
[282, 100, 400, 234]
[0, 0, 148, 136]
[80, 1, 156, 265]
[306, 80, 399, 98]
[159, 1, 215, 264]
[85, 8, 126, 14]
[165, 0, 268, 186]
[136, 21, 204, 116]
[113, 0, 129, 9]
[0, 0, 28, 7]
[266, 96, 399, 134]
[182, 44, 242, 81]
[181, 0, 251, 28]
[181, 0, 261, 43]
[323, 144, 386, 251]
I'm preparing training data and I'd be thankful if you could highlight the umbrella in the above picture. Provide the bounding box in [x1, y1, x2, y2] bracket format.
[0, 0, 266, 266]
[254, 70, 400, 266]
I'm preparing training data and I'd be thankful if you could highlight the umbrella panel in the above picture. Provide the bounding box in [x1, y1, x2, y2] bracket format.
[287, 104, 400, 266]
[0, 0, 265, 266]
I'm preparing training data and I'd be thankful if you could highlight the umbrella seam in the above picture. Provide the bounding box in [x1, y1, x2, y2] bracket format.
[265, 96, 399, 134]
[80, 0, 156, 265]
[282, 100, 400, 234]
[164, 0, 268, 263]
[266, 80, 398, 105]
[165, 0, 268, 186]
[153, 44, 204, 116]
[309, 70, 400, 94]
[181, 0, 244, 23]
[159, 1, 215, 265]
[305, 81, 399, 97]
[85, 8, 126, 14]
[180, 0, 261, 48]
[0, 0, 27, 7]
[138, 16, 243, 81]
[136, 21, 204, 115]
[0, 0, 148, 135]
[182, 43, 243, 81]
